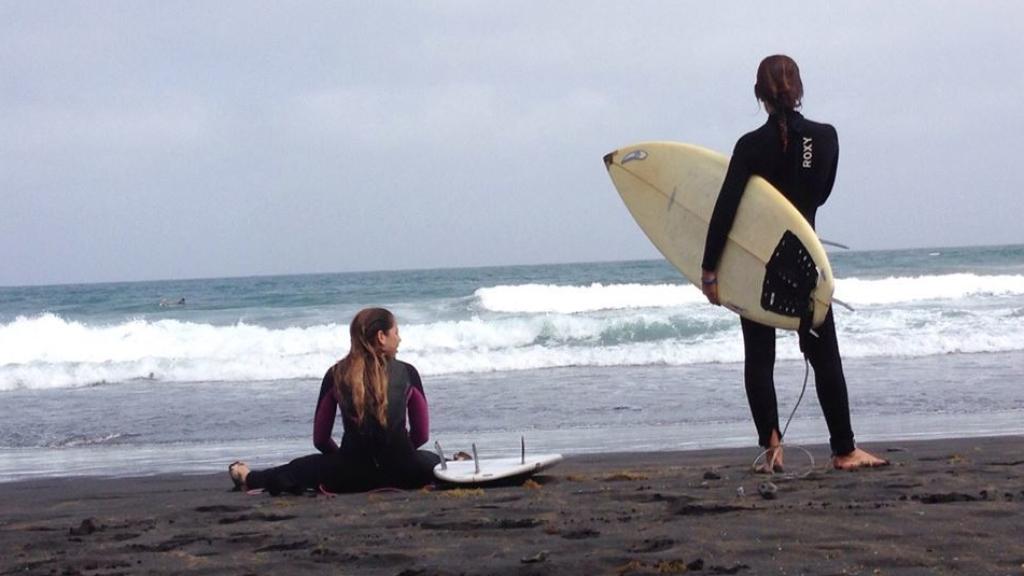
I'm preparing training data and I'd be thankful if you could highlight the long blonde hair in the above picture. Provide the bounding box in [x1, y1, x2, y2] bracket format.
[333, 308, 395, 428]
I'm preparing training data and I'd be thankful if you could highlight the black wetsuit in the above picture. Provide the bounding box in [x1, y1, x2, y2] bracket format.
[702, 110, 855, 456]
[245, 360, 440, 495]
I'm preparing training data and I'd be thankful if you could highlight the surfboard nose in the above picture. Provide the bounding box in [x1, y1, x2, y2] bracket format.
[603, 151, 616, 169]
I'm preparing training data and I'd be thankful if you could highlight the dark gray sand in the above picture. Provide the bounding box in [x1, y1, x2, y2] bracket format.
[2, 436, 1022, 575]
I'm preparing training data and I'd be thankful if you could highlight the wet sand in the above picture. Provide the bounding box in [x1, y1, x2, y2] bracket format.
[2, 435, 1022, 575]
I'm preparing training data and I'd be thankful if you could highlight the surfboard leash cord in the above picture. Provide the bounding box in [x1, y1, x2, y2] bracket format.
[781, 356, 811, 441]
[752, 356, 815, 479]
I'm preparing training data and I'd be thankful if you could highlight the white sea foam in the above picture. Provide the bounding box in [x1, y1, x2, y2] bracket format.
[475, 283, 705, 313]
[476, 274, 1024, 314]
[2, 274, 1023, 391]
[835, 274, 1024, 305]
[47, 433, 137, 448]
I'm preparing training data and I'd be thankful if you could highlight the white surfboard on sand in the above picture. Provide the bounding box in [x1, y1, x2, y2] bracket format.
[433, 440, 562, 486]
[603, 141, 835, 330]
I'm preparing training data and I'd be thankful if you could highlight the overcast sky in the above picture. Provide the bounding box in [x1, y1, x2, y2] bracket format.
[2, 2, 1022, 286]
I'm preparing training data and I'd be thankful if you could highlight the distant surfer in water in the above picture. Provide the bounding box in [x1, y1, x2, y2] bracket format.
[228, 307, 441, 494]
[700, 55, 887, 471]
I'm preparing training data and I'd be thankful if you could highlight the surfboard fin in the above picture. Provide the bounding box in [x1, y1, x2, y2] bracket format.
[832, 297, 855, 312]
[434, 441, 448, 471]
[819, 238, 850, 250]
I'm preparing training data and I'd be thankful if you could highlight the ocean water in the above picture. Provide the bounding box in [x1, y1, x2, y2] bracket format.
[1, 244, 1023, 482]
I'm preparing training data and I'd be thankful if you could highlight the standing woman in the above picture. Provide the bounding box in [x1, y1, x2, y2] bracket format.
[700, 55, 887, 471]
[229, 308, 440, 494]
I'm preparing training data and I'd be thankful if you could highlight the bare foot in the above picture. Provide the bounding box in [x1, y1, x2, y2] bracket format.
[832, 448, 889, 470]
[754, 446, 784, 473]
[754, 431, 784, 473]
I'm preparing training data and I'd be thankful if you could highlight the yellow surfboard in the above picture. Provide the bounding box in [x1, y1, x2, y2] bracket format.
[604, 141, 834, 330]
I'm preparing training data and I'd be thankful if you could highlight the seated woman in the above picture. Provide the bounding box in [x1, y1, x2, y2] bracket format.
[228, 307, 441, 495]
